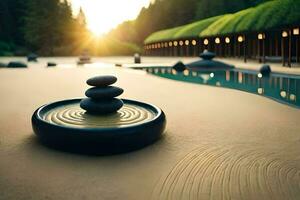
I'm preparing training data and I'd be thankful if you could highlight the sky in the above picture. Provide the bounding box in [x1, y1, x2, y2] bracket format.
[71, 0, 151, 36]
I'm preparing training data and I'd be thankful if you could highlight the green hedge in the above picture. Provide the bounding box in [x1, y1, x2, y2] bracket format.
[145, 0, 300, 44]
[173, 15, 223, 39]
[237, 0, 300, 32]
[144, 16, 222, 44]
[200, 8, 253, 36]
[144, 26, 185, 44]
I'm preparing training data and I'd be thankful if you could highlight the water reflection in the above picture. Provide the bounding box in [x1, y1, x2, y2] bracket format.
[140, 67, 300, 108]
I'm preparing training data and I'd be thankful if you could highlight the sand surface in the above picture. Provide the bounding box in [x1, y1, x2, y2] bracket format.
[0, 66, 300, 200]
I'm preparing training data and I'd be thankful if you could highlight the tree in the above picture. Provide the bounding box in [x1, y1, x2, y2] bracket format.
[0, 0, 26, 44]
[24, 0, 61, 54]
[23, 0, 88, 55]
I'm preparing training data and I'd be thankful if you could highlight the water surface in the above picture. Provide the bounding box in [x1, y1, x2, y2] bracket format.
[137, 66, 300, 108]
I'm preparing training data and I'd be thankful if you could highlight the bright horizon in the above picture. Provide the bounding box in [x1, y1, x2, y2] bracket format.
[71, 0, 150, 36]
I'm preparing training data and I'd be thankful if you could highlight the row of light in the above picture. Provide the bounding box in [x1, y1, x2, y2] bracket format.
[145, 36, 242, 49]
[145, 28, 299, 50]
[282, 28, 299, 37]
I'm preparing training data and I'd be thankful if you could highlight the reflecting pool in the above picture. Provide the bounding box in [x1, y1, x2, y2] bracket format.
[135, 67, 300, 108]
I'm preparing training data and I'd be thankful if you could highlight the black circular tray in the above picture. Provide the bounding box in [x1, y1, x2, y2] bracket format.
[32, 98, 166, 155]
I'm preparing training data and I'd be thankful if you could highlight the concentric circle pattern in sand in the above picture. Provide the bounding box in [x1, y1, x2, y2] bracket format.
[43, 103, 156, 128]
[151, 144, 300, 200]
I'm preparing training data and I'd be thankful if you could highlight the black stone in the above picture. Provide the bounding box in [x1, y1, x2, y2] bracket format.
[199, 50, 216, 60]
[85, 86, 123, 99]
[80, 98, 123, 114]
[27, 53, 38, 62]
[259, 64, 271, 76]
[172, 61, 186, 72]
[186, 50, 234, 71]
[86, 75, 117, 87]
[7, 62, 27, 68]
[47, 62, 57, 67]
[134, 53, 141, 64]
[0, 62, 7, 68]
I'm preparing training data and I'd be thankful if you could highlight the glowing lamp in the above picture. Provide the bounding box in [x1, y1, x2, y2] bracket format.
[192, 40, 197, 45]
[169, 42, 173, 47]
[174, 41, 178, 46]
[203, 39, 209, 45]
[238, 36, 244, 42]
[185, 40, 189, 46]
[179, 41, 184, 46]
[157, 43, 161, 48]
[225, 37, 230, 43]
[258, 33, 265, 40]
[215, 37, 220, 44]
[282, 31, 288, 38]
[164, 42, 168, 47]
[293, 28, 299, 35]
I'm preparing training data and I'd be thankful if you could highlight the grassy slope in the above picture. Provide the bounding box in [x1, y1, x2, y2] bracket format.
[173, 15, 223, 39]
[200, 8, 253, 36]
[145, 0, 300, 44]
[144, 16, 222, 43]
[144, 26, 184, 44]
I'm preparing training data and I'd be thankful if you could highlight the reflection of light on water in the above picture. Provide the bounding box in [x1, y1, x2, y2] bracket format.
[289, 94, 296, 101]
[257, 88, 264, 94]
[257, 73, 263, 78]
[280, 91, 287, 98]
[141, 66, 299, 108]
[226, 71, 230, 81]
[183, 70, 189, 76]
[200, 74, 210, 83]
[238, 72, 243, 83]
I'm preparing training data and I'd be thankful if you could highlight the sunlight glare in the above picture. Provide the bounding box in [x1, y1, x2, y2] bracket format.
[72, 0, 150, 36]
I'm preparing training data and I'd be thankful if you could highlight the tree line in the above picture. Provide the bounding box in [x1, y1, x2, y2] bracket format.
[0, 0, 269, 56]
[0, 0, 89, 56]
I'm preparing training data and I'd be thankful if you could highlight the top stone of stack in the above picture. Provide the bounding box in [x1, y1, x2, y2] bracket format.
[86, 75, 117, 87]
[80, 75, 124, 114]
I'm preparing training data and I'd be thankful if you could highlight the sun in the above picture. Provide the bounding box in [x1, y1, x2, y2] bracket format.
[71, 0, 150, 36]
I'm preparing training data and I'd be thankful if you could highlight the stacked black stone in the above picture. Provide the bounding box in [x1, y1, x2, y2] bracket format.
[80, 76, 124, 114]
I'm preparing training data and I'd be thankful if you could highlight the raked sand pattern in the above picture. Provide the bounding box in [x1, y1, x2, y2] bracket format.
[43, 103, 156, 128]
[151, 144, 300, 200]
